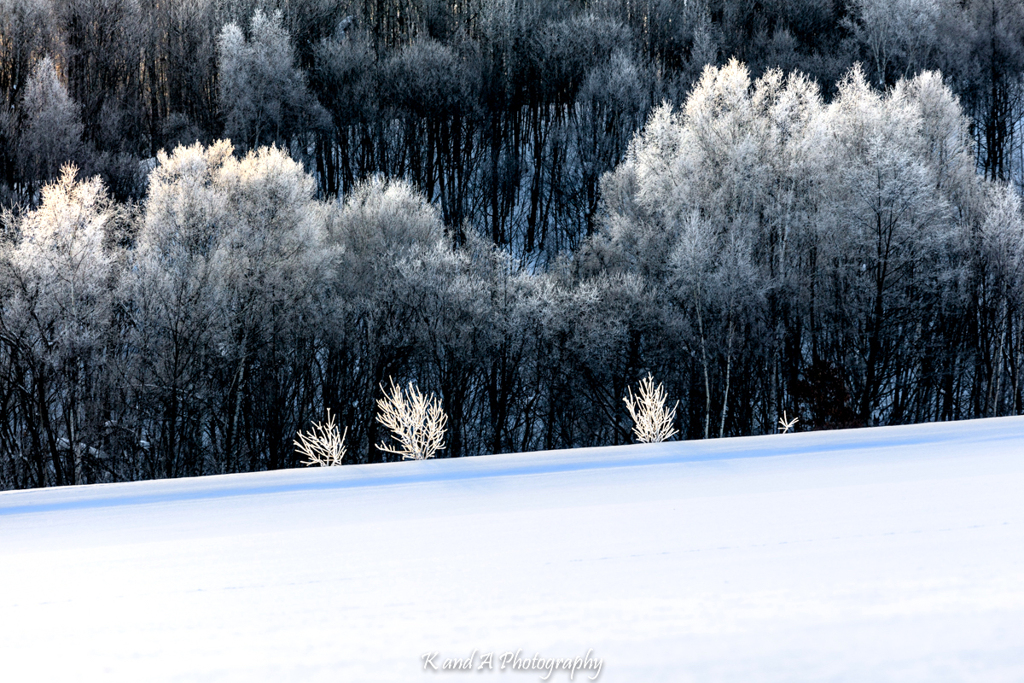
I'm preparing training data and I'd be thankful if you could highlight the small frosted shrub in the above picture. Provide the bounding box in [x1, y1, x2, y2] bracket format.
[376, 378, 447, 460]
[624, 373, 678, 443]
[295, 409, 347, 466]
[777, 411, 799, 434]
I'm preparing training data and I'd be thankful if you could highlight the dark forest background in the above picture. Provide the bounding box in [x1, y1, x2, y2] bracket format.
[2, 0, 1024, 488]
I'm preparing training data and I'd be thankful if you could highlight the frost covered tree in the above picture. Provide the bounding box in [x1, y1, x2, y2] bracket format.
[382, 36, 481, 232]
[849, 0, 946, 88]
[943, 0, 1024, 184]
[15, 57, 84, 199]
[218, 9, 328, 152]
[323, 176, 470, 462]
[124, 140, 233, 478]
[590, 59, 1003, 435]
[574, 51, 652, 240]
[591, 60, 800, 436]
[820, 66, 961, 425]
[0, 166, 118, 486]
[311, 28, 377, 196]
[126, 140, 331, 476]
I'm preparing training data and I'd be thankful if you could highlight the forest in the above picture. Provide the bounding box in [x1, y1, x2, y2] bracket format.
[1, 0, 1024, 488]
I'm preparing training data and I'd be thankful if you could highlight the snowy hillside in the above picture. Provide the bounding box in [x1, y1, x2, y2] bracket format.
[2, 418, 1023, 682]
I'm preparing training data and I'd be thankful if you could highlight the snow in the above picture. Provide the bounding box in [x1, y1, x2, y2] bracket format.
[2, 417, 1023, 682]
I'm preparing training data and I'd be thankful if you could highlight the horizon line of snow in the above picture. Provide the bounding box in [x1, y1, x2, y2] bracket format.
[2, 415, 1021, 517]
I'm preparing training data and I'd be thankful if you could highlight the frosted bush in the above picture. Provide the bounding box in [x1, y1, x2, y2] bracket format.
[376, 378, 447, 460]
[294, 409, 347, 466]
[624, 373, 678, 443]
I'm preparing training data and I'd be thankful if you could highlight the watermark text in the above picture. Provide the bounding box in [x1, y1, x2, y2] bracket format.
[421, 649, 603, 680]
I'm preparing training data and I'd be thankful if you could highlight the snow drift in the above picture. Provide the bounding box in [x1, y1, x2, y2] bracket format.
[2, 417, 1023, 681]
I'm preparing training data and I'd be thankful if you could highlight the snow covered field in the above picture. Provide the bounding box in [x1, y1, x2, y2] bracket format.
[2, 417, 1023, 682]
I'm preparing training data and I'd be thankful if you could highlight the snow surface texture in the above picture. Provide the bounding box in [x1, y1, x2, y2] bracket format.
[2, 418, 1023, 682]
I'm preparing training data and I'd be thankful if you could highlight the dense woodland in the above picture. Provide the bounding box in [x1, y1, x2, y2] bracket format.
[1, 0, 1024, 488]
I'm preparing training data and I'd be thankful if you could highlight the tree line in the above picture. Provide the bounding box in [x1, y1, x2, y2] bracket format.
[3, 0, 1024, 260]
[2, 0, 1024, 488]
[2, 60, 1024, 489]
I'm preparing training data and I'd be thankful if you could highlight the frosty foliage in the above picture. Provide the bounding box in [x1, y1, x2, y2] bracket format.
[130, 140, 328, 353]
[125, 140, 331, 476]
[590, 59, 1020, 430]
[2, 165, 114, 352]
[849, 0, 945, 86]
[218, 10, 328, 151]
[4, 46, 1024, 487]
[330, 175, 448, 255]
[383, 38, 480, 121]
[15, 57, 83, 191]
[0, 165, 118, 485]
